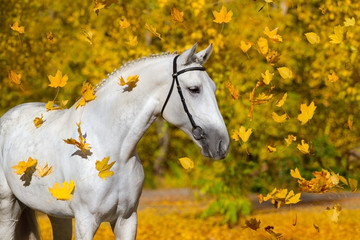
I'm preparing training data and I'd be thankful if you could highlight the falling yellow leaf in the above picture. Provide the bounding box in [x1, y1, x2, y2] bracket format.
[96, 157, 116, 180]
[235, 126, 252, 143]
[297, 101, 316, 125]
[348, 115, 353, 130]
[344, 17, 355, 27]
[225, 81, 239, 100]
[119, 75, 139, 91]
[46, 101, 63, 111]
[10, 22, 25, 34]
[305, 32, 320, 44]
[48, 70, 68, 88]
[290, 168, 304, 180]
[81, 28, 93, 46]
[75, 82, 96, 108]
[329, 25, 344, 44]
[64, 122, 91, 154]
[145, 23, 162, 40]
[252, 93, 273, 105]
[276, 93, 287, 107]
[213, 6, 233, 24]
[313, 224, 320, 232]
[257, 37, 268, 56]
[33, 114, 44, 128]
[266, 50, 281, 64]
[127, 35, 138, 46]
[8, 70, 22, 85]
[49, 180, 75, 201]
[349, 178, 358, 192]
[285, 135, 297, 146]
[260, 188, 301, 208]
[36, 163, 53, 177]
[171, 7, 184, 23]
[326, 203, 342, 223]
[46, 32, 55, 43]
[12, 157, 37, 175]
[297, 140, 310, 154]
[267, 145, 276, 153]
[240, 41, 252, 53]
[285, 190, 301, 204]
[277, 67, 293, 79]
[261, 70, 273, 85]
[93, 1, 106, 13]
[264, 27, 282, 42]
[328, 72, 339, 83]
[272, 112, 287, 123]
[179, 157, 194, 170]
[119, 18, 130, 28]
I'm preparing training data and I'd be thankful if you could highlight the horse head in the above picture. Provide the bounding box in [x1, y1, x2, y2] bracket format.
[161, 43, 230, 160]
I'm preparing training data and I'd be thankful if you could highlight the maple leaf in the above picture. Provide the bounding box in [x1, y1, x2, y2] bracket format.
[48, 70, 68, 88]
[326, 203, 342, 223]
[46, 32, 55, 43]
[171, 7, 184, 23]
[264, 27, 282, 42]
[96, 157, 116, 180]
[297, 140, 310, 154]
[276, 93, 287, 107]
[126, 35, 138, 46]
[297, 101, 316, 125]
[145, 23, 162, 40]
[328, 72, 339, 82]
[349, 178, 358, 192]
[260, 188, 301, 208]
[266, 50, 281, 64]
[8, 70, 22, 85]
[75, 82, 96, 108]
[267, 145, 276, 153]
[64, 122, 91, 154]
[240, 41, 252, 53]
[49, 180, 75, 201]
[179, 157, 194, 170]
[344, 17, 355, 27]
[37, 163, 53, 177]
[119, 18, 130, 28]
[213, 6, 233, 24]
[225, 81, 239, 100]
[285, 190, 301, 204]
[329, 25, 344, 44]
[305, 32, 320, 44]
[257, 37, 268, 56]
[119, 75, 139, 91]
[232, 126, 252, 143]
[261, 70, 273, 85]
[290, 168, 304, 180]
[33, 114, 44, 128]
[46, 101, 63, 111]
[285, 134, 297, 146]
[277, 67, 293, 79]
[12, 157, 38, 175]
[272, 112, 287, 123]
[244, 218, 261, 231]
[10, 22, 25, 34]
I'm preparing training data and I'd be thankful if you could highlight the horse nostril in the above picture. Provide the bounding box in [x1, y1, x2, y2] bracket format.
[217, 139, 229, 159]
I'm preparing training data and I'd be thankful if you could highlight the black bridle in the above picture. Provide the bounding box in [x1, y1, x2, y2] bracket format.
[161, 55, 206, 140]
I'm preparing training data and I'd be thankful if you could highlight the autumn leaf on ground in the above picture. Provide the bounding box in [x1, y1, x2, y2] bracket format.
[119, 18, 130, 28]
[326, 203, 342, 223]
[75, 82, 96, 108]
[171, 7, 184, 23]
[179, 157, 194, 170]
[127, 35, 138, 46]
[10, 22, 25, 34]
[305, 32, 320, 44]
[8, 70, 22, 85]
[285, 134, 297, 146]
[244, 218, 261, 231]
[277, 67, 293, 79]
[348, 178, 358, 192]
[267, 145, 276, 153]
[276, 93, 287, 107]
[33, 114, 44, 128]
[297, 140, 310, 154]
[264, 27, 282, 42]
[297, 101, 316, 125]
[328, 72, 339, 82]
[96, 157, 116, 180]
[232, 126, 252, 143]
[119, 75, 139, 91]
[240, 41, 252, 53]
[329, 25, 344, 44]
[213, 6, 233, 24]
[145, 23, 162, 40]
[272, 112, 287, 123]
[257, 37, 268, 56]
[49, 180, 75, 201]
[37, 163, 53, 177]
[48, 70, 68, 88]
[13, 157, 38, 175]
[261, 70, 273, 85]
[344, 17, 355, 27]
[46, 101, 63, 111]
[225, 81, 239, 100]
[64, 122, 91, 154]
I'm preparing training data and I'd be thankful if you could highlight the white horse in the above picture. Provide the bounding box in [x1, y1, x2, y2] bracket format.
[0, 43, 229, 240]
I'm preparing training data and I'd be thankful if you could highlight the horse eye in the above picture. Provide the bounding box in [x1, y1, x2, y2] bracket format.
[188, 86, 200, 94]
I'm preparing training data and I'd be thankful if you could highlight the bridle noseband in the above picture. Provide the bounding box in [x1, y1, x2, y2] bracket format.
[161, 55, 206, 140]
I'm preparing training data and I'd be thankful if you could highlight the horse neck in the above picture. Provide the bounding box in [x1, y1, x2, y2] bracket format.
[78, 55, 174, 158]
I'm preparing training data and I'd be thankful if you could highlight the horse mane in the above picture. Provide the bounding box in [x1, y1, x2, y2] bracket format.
[94, 51, 176, 92]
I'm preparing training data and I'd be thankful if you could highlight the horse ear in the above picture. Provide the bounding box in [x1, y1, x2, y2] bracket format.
[178, 43, 198, 65]
[195, 43, 213, 65]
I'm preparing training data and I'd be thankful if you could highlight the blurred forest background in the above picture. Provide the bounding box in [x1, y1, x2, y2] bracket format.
[1, 0, 360, 224]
